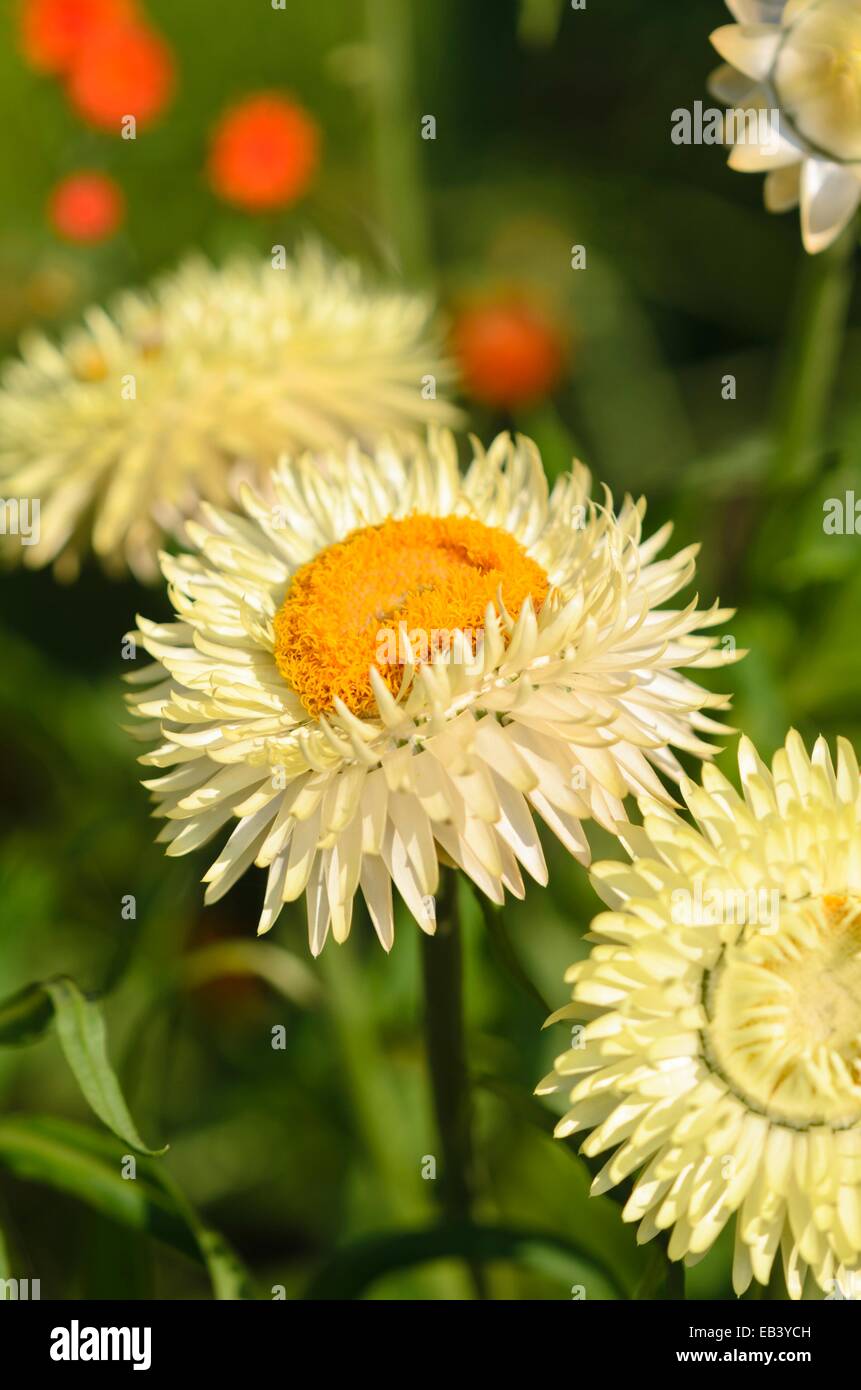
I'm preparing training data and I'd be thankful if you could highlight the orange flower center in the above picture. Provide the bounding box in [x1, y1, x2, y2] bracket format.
[273, 513, 549, 717]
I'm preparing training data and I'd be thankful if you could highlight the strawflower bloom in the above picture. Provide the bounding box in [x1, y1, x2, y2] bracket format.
[0, 247, 459, 580]
[540, 731, 861, 1299]
[711, 0, 861, 252]
[126, 430, 735, 955]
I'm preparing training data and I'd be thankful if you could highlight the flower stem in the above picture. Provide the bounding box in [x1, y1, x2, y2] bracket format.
[319, 944, 416, 1222]
[770, 223, 856, 489]
[664, 1252, 686, 1300]
[365, 0, 432, 281]
[420, 868, 487, 1297]
[320, 941, 454, 1299]
[633, 1237, 685, 1300]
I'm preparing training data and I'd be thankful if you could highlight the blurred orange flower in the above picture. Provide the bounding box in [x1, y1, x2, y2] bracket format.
[19, 0, 137, 75]
[48, 170, 125, 243]
[67, 20, 175, 130]
[207, 93, 320, 212]
[453, 297, 566, 410]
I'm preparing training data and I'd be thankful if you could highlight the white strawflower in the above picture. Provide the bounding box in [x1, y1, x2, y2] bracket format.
[126, 429, 735, 955]
[711, 0, 861, 252]
[540, 731, 861, 1299]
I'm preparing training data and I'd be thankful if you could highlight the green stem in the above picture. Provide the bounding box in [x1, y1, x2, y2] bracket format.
[319, 944, 452, 1300]
[365, 0, 432, 280]
[319, 946, 416, 1223]
[664, 1252, 686, 1301]
[770, 223, 856, 488]
[632, 1237, 685, 1300]
[420, 870, 487, 1296]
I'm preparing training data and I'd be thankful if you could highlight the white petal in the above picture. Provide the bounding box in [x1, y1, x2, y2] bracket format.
[306, 865, 331, 957]
[783, 0, 817, 22]
[726, 0, 784, 23]
[801, 160, 861, 255]
[708, 62, 761, 106]
[728, 135, 801, 172]
[765, 163, 801, 212]
[710, 24, 781, 81]
[360, 856, 395, 951]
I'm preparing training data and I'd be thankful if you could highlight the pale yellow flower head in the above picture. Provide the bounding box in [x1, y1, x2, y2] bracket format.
[127, 430, 735, 955]
[711, 0, 861, 252]
[0, 247, 459, 581]
[540, 731, 861, 1299]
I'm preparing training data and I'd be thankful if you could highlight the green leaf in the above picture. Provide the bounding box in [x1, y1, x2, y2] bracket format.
[304, 1223, 624, 1299]
[156, 1169, 256, 1301]
[0, 976, 164, 1155]
[0, 1116, 193, 1260]
[43, 978, 165, 1157]
[0, 1116, 255, 1300]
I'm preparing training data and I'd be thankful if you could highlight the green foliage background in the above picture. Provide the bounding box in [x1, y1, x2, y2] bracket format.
[0, 0, 858, 1300]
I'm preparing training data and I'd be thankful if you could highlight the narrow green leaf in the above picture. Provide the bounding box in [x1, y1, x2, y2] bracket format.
[304, 1223, 624, 1299]
[44, 978, 165, 1157]
[0, 1116, 194, 1260]
[0, 1220, 9, 1280]
[157, 1169, 256, 1301]
[0, 1116, 256, 1300]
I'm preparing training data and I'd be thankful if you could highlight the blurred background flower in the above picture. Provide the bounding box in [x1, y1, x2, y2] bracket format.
[19, 0, 175, 133]
[18, 0, 138, 76]
[452, 293, 567, 410]
[48, 170, 125, 243]
[0, 248, 458, 579]
[207, 93, 320, 212]
[65, 18, 175, 131]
